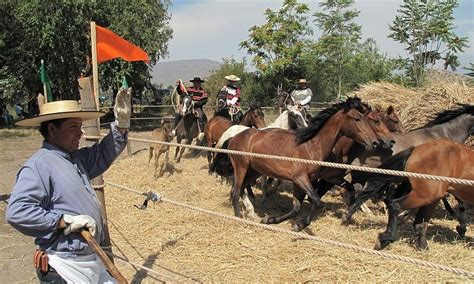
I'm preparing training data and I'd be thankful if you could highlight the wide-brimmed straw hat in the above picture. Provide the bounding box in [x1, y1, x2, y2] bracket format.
[15, 100, 105, 127]
[190, 76, 205, 83]
[225, 75, 241, 82]
[297, 79, 308, 84]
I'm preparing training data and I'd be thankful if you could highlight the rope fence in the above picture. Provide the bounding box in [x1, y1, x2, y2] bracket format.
[104, 180, 474, 279]
[84, 134, 474, 186]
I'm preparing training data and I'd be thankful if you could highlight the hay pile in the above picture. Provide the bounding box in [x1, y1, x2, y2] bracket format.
[349, 73, 474, 131]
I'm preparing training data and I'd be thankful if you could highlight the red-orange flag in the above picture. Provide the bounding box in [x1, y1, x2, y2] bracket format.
[96, 25, 149, 64]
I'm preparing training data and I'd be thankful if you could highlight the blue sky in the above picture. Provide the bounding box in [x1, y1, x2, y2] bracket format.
[165, 0, 473, 70]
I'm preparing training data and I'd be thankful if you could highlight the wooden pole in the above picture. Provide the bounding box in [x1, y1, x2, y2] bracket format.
[81, 230, 128, 284]
[90, 21, 100, 111]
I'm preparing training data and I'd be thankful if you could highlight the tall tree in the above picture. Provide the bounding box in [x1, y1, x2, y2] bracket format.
[313, 0, 361, 100]
[388, 0, 468, 86]
[240, 0, 312, 103]
[0, 1, 172, 105]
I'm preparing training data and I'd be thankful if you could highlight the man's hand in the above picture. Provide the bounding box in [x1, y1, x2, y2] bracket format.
[63, 214, 97, 237]
[114, 87, 132, 129]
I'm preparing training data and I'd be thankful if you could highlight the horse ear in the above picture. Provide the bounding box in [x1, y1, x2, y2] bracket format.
[160, 118, 165, 126]
[387, 105, 394, 115]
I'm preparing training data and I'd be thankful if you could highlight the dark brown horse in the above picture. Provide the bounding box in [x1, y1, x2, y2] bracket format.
[204, 106, 266, 169]
[346, 140, 474, 250]
[174, 95, 208, 163]
[221, 97, 381, 230]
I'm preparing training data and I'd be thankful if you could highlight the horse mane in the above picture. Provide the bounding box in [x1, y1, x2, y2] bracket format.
[247, 104, 265, 117]
[421, 104, 474, 128]
[295, 97, 366, 144]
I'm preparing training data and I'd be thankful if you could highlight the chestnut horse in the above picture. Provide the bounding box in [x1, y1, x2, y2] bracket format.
[345, 140, 473, 250]
[204, 106, 266, 169]
[377, 105, 405, 133]
[221, 97, 381, 230]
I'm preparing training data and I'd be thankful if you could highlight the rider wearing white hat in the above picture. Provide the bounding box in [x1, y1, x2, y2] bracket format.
[220, 75, 243, 122]
[290, 78, 313, 122]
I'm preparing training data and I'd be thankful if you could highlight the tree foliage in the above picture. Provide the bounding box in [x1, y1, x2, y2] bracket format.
[0, 1, 172, 105]
[240, 0, 312, 102]
[388, 0, 468, 86]
[313, 0, 362, 99]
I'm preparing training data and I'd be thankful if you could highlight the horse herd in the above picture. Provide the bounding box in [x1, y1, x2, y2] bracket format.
[147, 94, 473, 251]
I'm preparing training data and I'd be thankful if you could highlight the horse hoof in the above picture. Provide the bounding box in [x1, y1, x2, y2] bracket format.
[414, 239, 429, 251]
[341, 213, 351, 225]
[456, 225, 466, 238]
[291, 222, 305, 232]
[374, 239, 390, 250]
[261, 215, 275, 224]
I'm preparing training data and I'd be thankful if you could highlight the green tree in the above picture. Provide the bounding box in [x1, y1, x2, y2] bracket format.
[388, 0, 468, 86]
[240, 0, 312, 103]
[0, 1, 172, 105]
[313, 0, 362, 100]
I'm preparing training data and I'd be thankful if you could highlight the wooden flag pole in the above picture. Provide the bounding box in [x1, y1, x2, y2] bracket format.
[41, 59, 48, 103]
[90, 21, 100, 111]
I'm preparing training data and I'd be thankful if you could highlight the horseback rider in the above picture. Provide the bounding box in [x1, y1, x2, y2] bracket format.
[219, 75, 243, 122]
[172, 76, 208, 137]
[290, 78, 313, 122]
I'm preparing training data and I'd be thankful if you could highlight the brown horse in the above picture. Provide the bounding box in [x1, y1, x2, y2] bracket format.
[346, 140, 474, 250]
[148, 119, 174, 178]
[377, 105, 405, 133]
[221, 97, 380, 230]
[204, 106, 266, 169]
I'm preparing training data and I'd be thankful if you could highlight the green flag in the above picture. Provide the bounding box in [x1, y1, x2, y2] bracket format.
[122, 76, 128, 88]
[40, 61, 53, 102]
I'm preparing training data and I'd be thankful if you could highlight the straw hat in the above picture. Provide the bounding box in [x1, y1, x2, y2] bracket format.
[297, 79, 308, 84]
[190, 76, 205, 83]
[225, 75, 241, 82]
[16, 100, 105, 127]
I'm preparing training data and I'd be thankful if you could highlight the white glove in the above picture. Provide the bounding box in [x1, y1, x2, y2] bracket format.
[114, 87, 132, 128]
[63, 214, 97, 237]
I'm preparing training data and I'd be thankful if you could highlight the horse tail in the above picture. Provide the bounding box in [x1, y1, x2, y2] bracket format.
[355, 147, 415, 204]
[209, 140, 234, 177]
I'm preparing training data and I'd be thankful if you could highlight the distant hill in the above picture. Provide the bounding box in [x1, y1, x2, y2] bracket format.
[151, 59, 221, 87]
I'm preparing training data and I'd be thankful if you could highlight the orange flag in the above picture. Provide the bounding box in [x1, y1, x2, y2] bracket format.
[96, 25, 149, 64]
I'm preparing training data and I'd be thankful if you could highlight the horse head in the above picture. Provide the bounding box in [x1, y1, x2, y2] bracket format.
[276, 91, 294, 109]
[160, 119, 174, 141]
[216, 91, 228, 112]
[241, 105, 266, 128]
[340, 97, 380, 150]
[287, 105, 307, 129]
[381, 105, 405, 133]
[366, 108, 395, 149]
[181, 95, 194, 115]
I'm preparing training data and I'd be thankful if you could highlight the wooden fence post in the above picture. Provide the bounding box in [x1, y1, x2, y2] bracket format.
[78, 76, 114, 262]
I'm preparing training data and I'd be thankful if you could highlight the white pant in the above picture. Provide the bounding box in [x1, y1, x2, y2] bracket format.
[48, 252, 117, 283]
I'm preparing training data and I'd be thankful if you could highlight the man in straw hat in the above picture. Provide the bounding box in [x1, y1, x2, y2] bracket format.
[290, 78, 313, 122]
[173, 76, 209, 139]
[6, 87, 131, 283]
[219, 74, 243, 122]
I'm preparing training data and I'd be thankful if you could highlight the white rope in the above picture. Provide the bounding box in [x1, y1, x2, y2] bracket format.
[83, 134, 474, 186]
[104, 181, 474, 279]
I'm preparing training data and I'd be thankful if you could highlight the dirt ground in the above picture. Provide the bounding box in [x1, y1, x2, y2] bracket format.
[1, 130, 473, 282]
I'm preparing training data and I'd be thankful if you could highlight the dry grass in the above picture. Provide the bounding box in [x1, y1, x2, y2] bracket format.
[350, 73, 474, 131]
[103, 138, 473, 282]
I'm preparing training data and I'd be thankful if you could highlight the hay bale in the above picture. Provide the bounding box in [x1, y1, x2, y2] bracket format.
[350, 76, 474, 131]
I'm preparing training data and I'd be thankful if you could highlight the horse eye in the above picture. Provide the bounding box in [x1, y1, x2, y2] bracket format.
[375, 120, 380, 124]
[355, 117, 360, 121]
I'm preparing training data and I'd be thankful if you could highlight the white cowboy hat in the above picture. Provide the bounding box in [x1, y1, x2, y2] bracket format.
[225, 75, 241, 82]
[15, 100, 105, 127]
[297, 79, 308, 84]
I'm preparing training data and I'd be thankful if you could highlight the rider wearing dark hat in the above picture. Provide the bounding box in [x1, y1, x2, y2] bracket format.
[173, 76, 209, 137]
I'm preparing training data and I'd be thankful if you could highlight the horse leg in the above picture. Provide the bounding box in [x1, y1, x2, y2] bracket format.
[153, 149, 160, 178]
[412, 202, 437, 251]
[230, 162, 249, 218]
[442, 196, 467, 238]
[290, 177, 323, 231]
[375, 199, 400, 250]
[261, 186, 306, 226]
[176, 139, 187, 163]
[174, 137, 181, 161]
[157, 150, 165, 177]
[148, 146, 154, 165]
